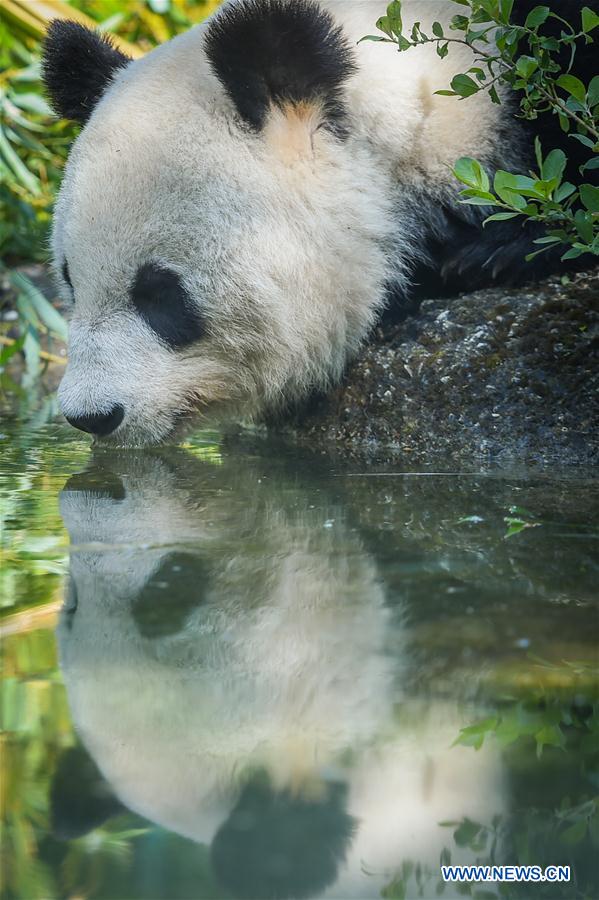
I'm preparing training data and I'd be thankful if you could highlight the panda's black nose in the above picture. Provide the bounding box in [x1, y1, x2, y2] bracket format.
[65, 405, 125, 436]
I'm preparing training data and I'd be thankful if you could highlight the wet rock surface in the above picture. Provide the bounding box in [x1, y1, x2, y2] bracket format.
[288, 269, 599, 464]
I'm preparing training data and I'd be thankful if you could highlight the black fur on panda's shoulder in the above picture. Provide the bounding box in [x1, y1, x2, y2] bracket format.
[204, 0, 356, 135]
[42, 19, 130, 124]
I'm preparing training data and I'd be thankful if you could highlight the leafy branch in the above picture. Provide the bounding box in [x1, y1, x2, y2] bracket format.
[361, 0, 599, 262]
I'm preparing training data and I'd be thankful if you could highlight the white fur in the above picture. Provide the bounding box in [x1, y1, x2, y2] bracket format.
[59, 453, 396, 838]
[54, 2, 504, 446]
[58, 451, 506, 893]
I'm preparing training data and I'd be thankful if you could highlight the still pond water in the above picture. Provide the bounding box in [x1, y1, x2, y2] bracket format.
[1, 415, 598, 900]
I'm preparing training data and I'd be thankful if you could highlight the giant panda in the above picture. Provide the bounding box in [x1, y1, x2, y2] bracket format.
[41, 1, 596, 446]
[53, 447, 506, 899]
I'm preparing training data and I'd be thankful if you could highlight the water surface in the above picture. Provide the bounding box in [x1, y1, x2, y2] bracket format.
[2, 419, 598, 900]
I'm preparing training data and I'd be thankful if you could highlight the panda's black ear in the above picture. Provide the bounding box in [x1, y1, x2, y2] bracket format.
[42, 19, 131, 124]
[204, 0, 356, 137]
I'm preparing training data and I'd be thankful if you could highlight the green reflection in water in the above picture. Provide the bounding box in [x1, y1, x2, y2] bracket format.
[1, 420, 598, 900]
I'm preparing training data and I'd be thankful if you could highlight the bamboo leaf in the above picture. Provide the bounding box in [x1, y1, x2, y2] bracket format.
[10, 271, 68, 341]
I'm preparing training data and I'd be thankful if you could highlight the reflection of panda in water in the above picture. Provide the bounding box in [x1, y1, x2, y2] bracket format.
[53, 449, 506, 899]
[41, 1, 595, 447]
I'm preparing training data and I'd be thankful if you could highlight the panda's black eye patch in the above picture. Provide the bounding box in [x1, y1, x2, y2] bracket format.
[62, 260, 72, 290]
[130, 263, 206, 350]
[131, 551, 209, 639]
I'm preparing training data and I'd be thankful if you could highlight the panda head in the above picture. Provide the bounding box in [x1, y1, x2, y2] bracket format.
[55, 447, 395, 866]
[42, 1, 393, 446]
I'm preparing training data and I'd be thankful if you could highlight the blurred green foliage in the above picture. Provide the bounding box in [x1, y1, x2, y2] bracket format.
[0, 23, 76, 262]
[1, 627, 230, 900]
[0, 261, 68, 390]
[74, 0, 220, 50]
[0, 0, 219, 264]
[0, 427, 87, 619]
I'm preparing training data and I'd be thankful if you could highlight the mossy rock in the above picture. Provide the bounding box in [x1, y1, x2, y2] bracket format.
[290, 269, 599, 465]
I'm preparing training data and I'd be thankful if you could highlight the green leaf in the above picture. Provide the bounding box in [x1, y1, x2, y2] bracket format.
[535, 724, 565, 757]
[499, 0, 515, 25]
[558, 111, 571, 133]
[454, 157, 490, 190]
[432, 21, 444, 38]
[515, 55, 538, 79]
[536, 235, 561, 246]
[542, 148, 566, 183]
[484, 211, 519, 223]
[524, 6, 550, 28]
[0, 333, 25, 367]
[453, 717, 498, 750]
[386, 0, 403, 35]
[381, 877, 406, 900]
[460, 189, 496, 202]
[526, 243, 556, 261]
[0, 126, 41, 195]
[495, 716, 528, 746]
[555, 182, 577, 203]
[534, 136, 543, 171]
[580, 183, 599, 212]
[450, 73, 480, 97]
[437, 42, 449, 58]
[454, 819, 483, 847]
[3, 97, 46, 133]
[410, 21, 423, 41]
[569, 133, 596, 149]
[14, 286, 41, 329]
[574, 210, 594, 243]
[451, 14, 470, 32]
[493, 170, 552, 201]
[588, 75, 599, 107]
[539, 35, 559, 50]
[459, 195, 496, 206]
[11, 63, 42, 83]
[581, 6, 599, 33]
[504, 516, 540, 537]
[556, 74, 586, 103]
[561, 246, 585, 260]
[10, 272, 68, 341]
[376, 16, 393, 38]
[387, 0, 403, 20]
[97, 11, 126, 32]
[23, 325, 41, 379]
[468, 66, 486, 82]
[493, 171, 529, 209]
[489, 85, 501, 104]
[504, 517, 527, 537]
[10, 92, 52, 116]
[501, 191, 528, 210]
